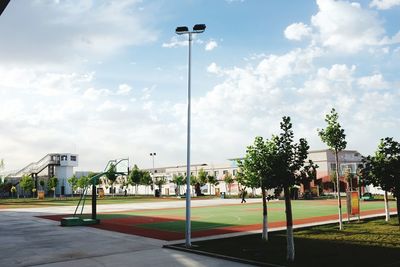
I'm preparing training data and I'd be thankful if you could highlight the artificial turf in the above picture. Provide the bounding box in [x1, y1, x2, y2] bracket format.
[96, 200, 394, 233]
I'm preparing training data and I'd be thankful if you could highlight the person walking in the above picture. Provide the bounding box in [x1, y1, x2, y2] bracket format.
[241, 187, 247, 203]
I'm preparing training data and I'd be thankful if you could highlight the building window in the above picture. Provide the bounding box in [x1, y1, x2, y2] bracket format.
[223, 170, 228, 175]
[330, 163, 336, 172]
[233, 169, 237, 176]
[214, 171, 219, 176]
[70, 155, 77, 161]
[61, 155, 67, 161]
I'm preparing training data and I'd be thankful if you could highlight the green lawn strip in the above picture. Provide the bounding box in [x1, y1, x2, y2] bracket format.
[126, 200, 389, 233]
[184, 217, 400, 267]
[0, 196, 183, 208]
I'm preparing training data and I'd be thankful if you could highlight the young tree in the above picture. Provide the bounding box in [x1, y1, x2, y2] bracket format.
[105, 163, 117, 196]
[190, 174, 198, 196]
[11, 185, 16, 198]
[39, 179, 45, 191]
[67, 175, 78, 197]
[237, 136, 278, 241]
[207, 175, 219, 196]
[128, 165, 142, 195]
[329, 171, 337, 197]
[20, 175, 34, 198]
[172, 174, 185, 196]
[77, 176, 90, 196]
[197, 168, 208, 186]
[47, 176, 58, 198]
[318, 108, 347, 230]
[360, 137, 400, 225]
[140, 170, 153, 195]
[155, 176, 167, 196]
[344, 168, 354, 191]
[223, 173, 234, 195]
[272, 116, 317, 261]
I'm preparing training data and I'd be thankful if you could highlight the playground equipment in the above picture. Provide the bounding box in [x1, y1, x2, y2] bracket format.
[61, 158, 129, 227]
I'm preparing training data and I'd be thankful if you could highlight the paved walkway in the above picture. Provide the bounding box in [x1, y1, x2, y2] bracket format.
[0, 199, 254, 267]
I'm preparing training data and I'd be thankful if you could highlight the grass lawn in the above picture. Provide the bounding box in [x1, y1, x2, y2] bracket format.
[176, 217, 400, 267]
[0, 195, 184, 209]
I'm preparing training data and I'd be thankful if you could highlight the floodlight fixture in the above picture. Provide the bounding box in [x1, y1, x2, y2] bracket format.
[193, 24, 206, 33]
[175, 26, 189, 35]
[0, 0, 10, 16]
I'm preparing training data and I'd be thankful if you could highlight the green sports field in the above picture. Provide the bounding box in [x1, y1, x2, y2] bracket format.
[77, 199, 396, 240]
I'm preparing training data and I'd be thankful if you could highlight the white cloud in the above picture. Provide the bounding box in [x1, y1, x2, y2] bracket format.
[207, 62, 222, 74]
[284, 22, 312, 41]
[0, 0, 158, 64]
[205, 40, 218, 51]
[117, 84, 132, 95]
[311, 0, 386, 53]
[370, 0, 400, 9]
[358, 73, 389, 89]
[162, 36, 187, 48]
[83, 87, 111, 100]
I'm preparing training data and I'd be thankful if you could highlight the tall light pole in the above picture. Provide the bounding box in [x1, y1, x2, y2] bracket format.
[176, 24, 206, 248]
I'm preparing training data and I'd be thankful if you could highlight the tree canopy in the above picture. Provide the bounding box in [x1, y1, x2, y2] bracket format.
[360, 137, 400, 225]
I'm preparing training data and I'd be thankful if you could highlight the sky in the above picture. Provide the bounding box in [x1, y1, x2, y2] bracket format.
[0, 0, 399, 172]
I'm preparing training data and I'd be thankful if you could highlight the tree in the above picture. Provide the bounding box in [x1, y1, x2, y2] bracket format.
[223, 172, 234, 195]
[198, 168, 208, 186]
[329, 171, 337, 198]
[190, 174, 198, 196]
[140, 170, 153, 195]
[172, 174, 185, 196]
[105, 163, 117, 196]
[155, 176, 167, 196]
[77, 176, 90, 196]
[20, 175, 34, 198]
[272, 116, 317, 261]
[344, 168, 354, 191]
[196, 168, 208, 196]
[11, 185, 16, 198]
[318, 108, 347, 230]
[47, 176, 58, 198]
[360, 137, 400, 225]
[207, 175, 219, 196]
[67, 175, 78, 197]
[39, 179, 45, 191]
[237, 136, 278, 241]
[128, 165, 142, 195]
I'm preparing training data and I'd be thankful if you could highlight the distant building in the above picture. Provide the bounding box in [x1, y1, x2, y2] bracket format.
[7, 153, 79, 196]
[307, 149, 363, 194]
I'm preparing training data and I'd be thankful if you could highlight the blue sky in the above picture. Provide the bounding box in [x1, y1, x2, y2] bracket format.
[0, 0, 399, 172]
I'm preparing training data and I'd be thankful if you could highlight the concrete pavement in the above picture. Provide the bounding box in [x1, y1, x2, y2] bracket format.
[0, 199, 254, 267]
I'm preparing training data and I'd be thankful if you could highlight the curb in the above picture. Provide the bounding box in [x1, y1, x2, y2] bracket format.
[163, 244, 287, 267]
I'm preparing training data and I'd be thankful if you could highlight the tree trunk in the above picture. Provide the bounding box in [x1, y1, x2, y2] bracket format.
[261, 186, 268, 241]
[335, 150, 343, 230]
[384, 191, 390, 222]
[284, 186, 295, 262]
[395, 189, 400, 226]
[333, 182, 337, 198]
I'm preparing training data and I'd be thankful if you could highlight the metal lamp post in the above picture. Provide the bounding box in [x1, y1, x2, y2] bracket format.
[175, 24, 206, 248]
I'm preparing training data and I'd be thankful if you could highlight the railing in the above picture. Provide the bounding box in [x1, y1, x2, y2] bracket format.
[9, 154, 61, 177]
